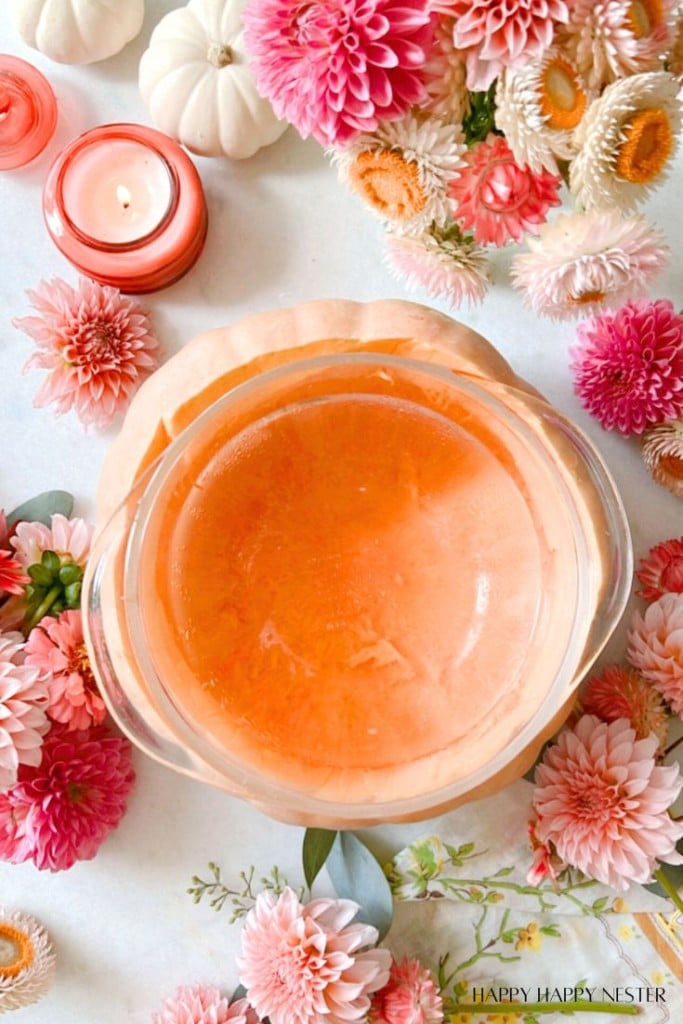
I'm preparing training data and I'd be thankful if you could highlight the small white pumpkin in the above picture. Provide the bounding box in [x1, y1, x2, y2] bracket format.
[10, 0, 145, 65]
[139, 0, 287, 160]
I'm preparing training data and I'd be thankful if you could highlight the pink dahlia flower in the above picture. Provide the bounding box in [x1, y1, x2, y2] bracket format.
[10, 513, 92, 571]
[570, 299, 683, 435]
[0, 722, 135, 871]
[636, 538, 683, 602]
[0, 551, 28, 597]
[628, 593, 683, 715]
[533, 715, 683, 889]
[0, 634, 49, 792]
[238, 887, 391, 1024]
[580, 663, 669, 750]
[443, 0, 570, 91]
[152, 985, 260, 1024]
[368, 957, 443, 1024]
[449, 134, 561, 247]
[24, 610, 106, 731]
[242, 0, 433, 147]
[14, 276, 162, 430]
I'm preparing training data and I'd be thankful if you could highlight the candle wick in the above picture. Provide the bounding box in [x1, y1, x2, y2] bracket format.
[116, 185, 132, 211]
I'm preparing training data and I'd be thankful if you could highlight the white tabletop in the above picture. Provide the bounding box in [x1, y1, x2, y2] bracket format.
[2, 4, 683, 1022]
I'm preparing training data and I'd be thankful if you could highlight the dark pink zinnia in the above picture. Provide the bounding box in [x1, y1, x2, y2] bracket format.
[243, 0, 433, 147]
[570, 299, 683, 435]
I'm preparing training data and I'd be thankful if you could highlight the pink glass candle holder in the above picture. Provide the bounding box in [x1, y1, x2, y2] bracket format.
[0, 55, 57, 171]
[43, 123, 208, 293]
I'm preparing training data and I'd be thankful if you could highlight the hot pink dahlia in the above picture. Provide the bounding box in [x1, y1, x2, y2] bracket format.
[570, 299, 683, 435]
[0, 551, 28, 597]
[533, 715, 683, 889]
[449, 134, 561, 247]
[580, 663, 669, 749]
[10, 513, 92, 571]
[242, 0, 433, 147]
[14, 276, 162, 430]
[152, 985, 260, 1024]
[24, 610, 106, 731]
[628, 593, 683, 715]
[368, 957, 443, 1024]
[0, 722, 135, 871]
[636, 538, 683, 601]
[0, 634, 49, 792]
[238, 888, 391, 1024]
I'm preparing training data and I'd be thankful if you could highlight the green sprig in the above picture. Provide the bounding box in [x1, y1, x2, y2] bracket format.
[188, 863, 304, 923]
[24, 550, 83, 632]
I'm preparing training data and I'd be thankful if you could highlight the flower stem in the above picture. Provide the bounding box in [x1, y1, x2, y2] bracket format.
[449, 1002, 640, 1016]
[663, 734, 683, 757]
[25, 584, 60, 632]
[653, 866, 683, 913]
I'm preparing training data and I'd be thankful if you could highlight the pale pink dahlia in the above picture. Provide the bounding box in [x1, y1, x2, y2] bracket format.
[442, 0, 570, 91]
[10, 513, 92, 571]
[24, 610, 106, 731]
[0, 634, 49, 793]
[152, 985, 260, 1024]
[0, 722, 135, 871]
[449, 134, 561, 247]
[242, 0, 433, 147]
[628, 593, 683, 715]
[369, 957, 443, 1024]
[0, 551, 28, 597]
[238, 888, 391, 1024]
[570, 299, 683, 435]
[580, 664, 669, 750]
[533, 715, 683, 889]
[14, 276, 161, 430]
[636, 538, 683, 602]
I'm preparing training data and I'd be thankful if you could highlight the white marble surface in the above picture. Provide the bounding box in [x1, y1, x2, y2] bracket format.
[1, 4, 683, 1021]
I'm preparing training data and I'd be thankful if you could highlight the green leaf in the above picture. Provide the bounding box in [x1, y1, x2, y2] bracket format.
[28, 564, 54, 587]
[302, 828, 337, 889]
[230, 984, 248, 1002]
[7, 491, 74, 528]
[591, 896, 609, 912]
[326, 832, 393, 941]
[644, 857, 683, 901]
[493, 866, 515, 878]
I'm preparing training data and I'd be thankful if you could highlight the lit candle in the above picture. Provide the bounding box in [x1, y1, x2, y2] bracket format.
[0, 54, 57, 171]
[43, 123, 208, 293]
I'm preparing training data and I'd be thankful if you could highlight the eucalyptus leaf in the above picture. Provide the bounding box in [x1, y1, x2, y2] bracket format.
[7, 490, 74, 528]
[644, 859, 683, 901]
[326, 832, 393, 941]
[230, 984, 248, 1002]
[303, 828, 337, 890]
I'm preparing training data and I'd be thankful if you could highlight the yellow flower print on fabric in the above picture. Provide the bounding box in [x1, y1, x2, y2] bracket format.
[515, 921, 542, 951]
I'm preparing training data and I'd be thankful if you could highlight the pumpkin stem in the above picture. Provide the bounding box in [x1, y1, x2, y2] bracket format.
[207, 42, 234, 68]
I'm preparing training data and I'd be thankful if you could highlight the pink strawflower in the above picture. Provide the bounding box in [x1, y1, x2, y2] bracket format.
[532, 715, 683, 889]
[636, 538, 683, 601]
[14, 276, 162, 429]
[526, 820, 565, 886]
[0, 722, 135, 871]
[628, 593, 683, 715]
[152, 985, 260, 1024]
[242, 0, 433, 147]
[383, 227, 491, 308]
[0, 634, 49, 792]
[238, 887, 391, 1024]
[440, 0, 570, 91]
[24, 610, 106, 731]
[570, 299, 683, 435]
[10, 513, 92, 571]
[0, 551, 28, 597]
[580, 664, 669, 750]
[368, 957, 443, 1024]
[449, 134, 561, 247]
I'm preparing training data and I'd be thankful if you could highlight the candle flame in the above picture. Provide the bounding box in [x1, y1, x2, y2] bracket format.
[116, 185, 132, 210]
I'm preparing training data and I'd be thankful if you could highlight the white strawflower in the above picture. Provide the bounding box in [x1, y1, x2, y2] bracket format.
[0, 909, 56, 1013]
[384, 225, 491, 308]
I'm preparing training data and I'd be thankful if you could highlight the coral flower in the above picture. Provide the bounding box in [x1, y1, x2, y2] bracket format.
[570, 299, 683, 435]
[152, 985, 260, 1024]
[243, 0, 433, 147]
[238, 887, 391, 1024]
[0, 909, 56, 1014]
[384, 225, 490, 308]
[642, 420, 683, 498]
[580, 663, 669, 749]
[13, 276, 162, 429]
[0, 551, 29, 597]
[0, 634, 49, 793]
[10, 513, 92, 571]
[24, 610, 106, 731]
[0, 722, 135, 871]
[532, 715, 683, 889]
[526, 820, 565, 886]
[368, 957, 444, 1024]
[628, 593, 683, 714]
[636, 537, 683, 601]
[449, 134, 561, 247]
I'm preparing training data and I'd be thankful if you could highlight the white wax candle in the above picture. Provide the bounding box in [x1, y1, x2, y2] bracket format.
[61, 138, 173, 245]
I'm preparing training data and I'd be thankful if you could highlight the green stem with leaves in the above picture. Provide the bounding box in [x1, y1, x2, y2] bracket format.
[653, 866, 683, 914]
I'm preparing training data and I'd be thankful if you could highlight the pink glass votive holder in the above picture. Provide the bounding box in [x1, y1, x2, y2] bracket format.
[43, 123, 208, 293]
[0, 55, 57, 171]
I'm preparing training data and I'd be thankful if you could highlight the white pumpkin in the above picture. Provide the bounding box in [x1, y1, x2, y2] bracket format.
[10, 0, 145, 65]
[139, 0, 287, 160]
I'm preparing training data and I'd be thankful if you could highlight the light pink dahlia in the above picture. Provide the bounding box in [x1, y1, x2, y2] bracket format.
[152, 985, 260, 1024]
[570, 299, 683, 435]
[0, 551, 28, 597]
[24, 610, 106, 731]
[10, 513, 92, 571]
[368, 957, 443, 1024]
[636, 538, 683, 602]
[238, 887, 391, 1024]
[628, 593, 683, 715]
[449, 134, 561, 247]
[0, 634, 49, 792]
[242, 0, 433, 147]
[442, 0, 570, 91]
[14, 276, 162, 430]
[0, 722, 135, 871]
[533, 715, 683, 889]
[580, 663, 669, 750]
